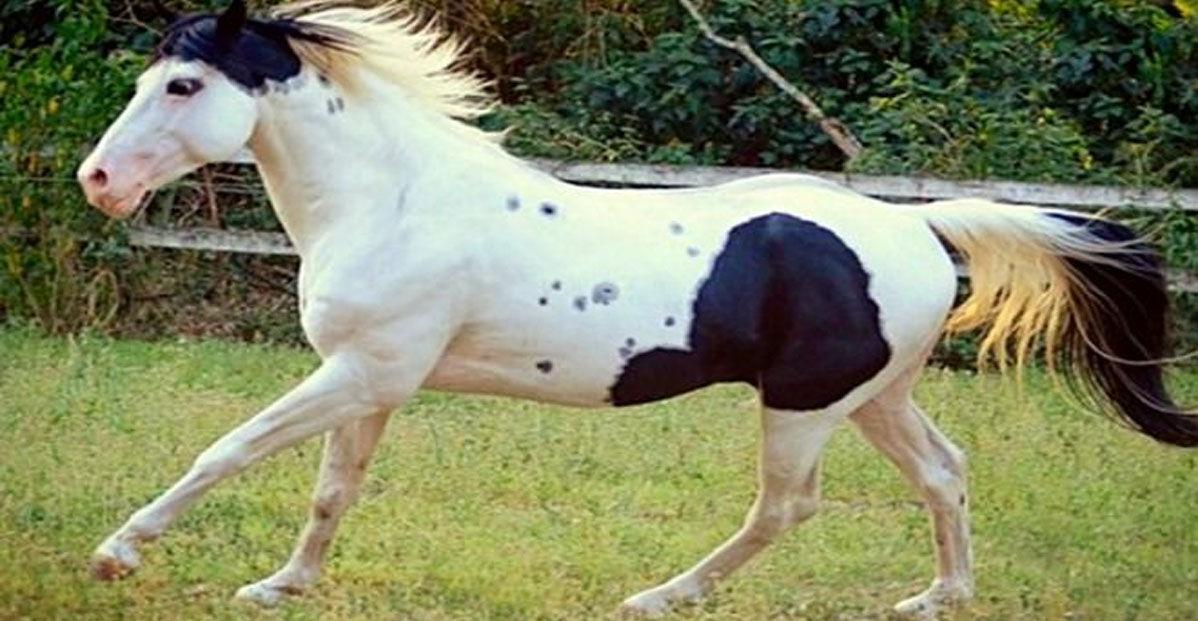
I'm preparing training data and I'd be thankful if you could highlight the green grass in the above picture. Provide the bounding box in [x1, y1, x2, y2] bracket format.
[1, 329, 1195, 620]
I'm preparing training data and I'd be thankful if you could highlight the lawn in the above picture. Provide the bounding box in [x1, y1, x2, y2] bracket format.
[0, 329, 1195, 620]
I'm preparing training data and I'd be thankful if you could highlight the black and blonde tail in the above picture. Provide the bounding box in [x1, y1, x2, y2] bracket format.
[912, 199, 1198, 447]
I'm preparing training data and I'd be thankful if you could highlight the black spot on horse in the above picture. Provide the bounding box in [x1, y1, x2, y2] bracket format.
[326, 99, 336, 114]
[618, 346, 633, 359]
[318, 73, 330, 87]
[540, 203, 558, 216]
[664, 316, 676, 327]
[686, 246, 700, 257]
[538, 297, 548, 306]
[609, 213, 890, 411]
[573, 296, 587, 311]
[592, 282, 619, 305]
[506, 196, 521, 211]
[625, 337, 636, 347]
[335, 96, 345, 111]
[670, 222, 684, 235]
[551, 280, 562, 291]
[535, 360, 553, 374]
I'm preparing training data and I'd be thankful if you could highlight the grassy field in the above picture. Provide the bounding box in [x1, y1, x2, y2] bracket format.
[0, 329, 1195, 620]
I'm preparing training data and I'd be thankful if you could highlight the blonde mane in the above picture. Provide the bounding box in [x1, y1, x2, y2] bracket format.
[272, 1, 495, 122]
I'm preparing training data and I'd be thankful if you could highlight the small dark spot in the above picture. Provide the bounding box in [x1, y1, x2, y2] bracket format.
[315, 505, 332, 520]
[275, 82, 289, 95]
[625, 337, 636, 347]
[686, 246, 700, 257]
[573, 296, 587, 311]
[506, 196, 521, 211]
[538, 297, 548, 306]
[318, 73, 331, 86]
[669, 222, 684, 234]
[335, 97, 345, 111]
[327, 99, 336, 115]
[591, 282, 619, 305]
[664, 316, 676, 327]
[551, 280, 562, 291]
[540, 203, 558, 216]
[535, 360, 553, 374]
[959, 494, 966, 507]
[618, 346, 633, 359]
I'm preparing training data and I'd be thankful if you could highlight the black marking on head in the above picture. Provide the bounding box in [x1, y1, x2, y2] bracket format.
[591, 282, 619, 305]
[670, 222, 684, 235]
[535, 360, 553, 373]
[538, 297, 548, 306]
[155, 4, 352, 92]
[573, 296, 587, 311]
[609, 213, 891, 409]
[686, 246, 701, 257]
[664, 316, 676, 327]
[551, 280, 562, 291]
[506, 196, 521, 211]
[540, 203, 558, 216]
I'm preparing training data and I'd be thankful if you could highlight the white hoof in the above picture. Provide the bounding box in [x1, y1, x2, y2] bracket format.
[618, 590, 674, 618]
[234, 573, 309, 607]
[89, 538, 140, 581]
[894, 580, 972, 618]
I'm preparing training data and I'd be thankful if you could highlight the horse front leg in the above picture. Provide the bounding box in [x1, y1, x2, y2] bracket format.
[89, 353, 417, 581]
[235, 410, 391, 606]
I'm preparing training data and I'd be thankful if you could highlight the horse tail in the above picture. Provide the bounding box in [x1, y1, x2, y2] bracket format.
[912, 199, 1198, 447]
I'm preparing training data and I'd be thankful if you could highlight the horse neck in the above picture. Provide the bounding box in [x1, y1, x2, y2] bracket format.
[247, 69, 529, 257]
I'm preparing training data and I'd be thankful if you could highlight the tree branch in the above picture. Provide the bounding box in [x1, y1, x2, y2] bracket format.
[677, 0, 863, 160]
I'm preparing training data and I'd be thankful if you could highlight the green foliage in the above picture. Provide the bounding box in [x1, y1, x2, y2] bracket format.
[0, 0, 1194, 350]
[2, 331, 1197, 619]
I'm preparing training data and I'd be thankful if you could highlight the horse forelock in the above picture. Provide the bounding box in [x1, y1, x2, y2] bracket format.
[149, 2, 493, 126]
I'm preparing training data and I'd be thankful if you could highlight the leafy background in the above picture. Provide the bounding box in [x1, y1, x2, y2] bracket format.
[1, 0, 1195, 359]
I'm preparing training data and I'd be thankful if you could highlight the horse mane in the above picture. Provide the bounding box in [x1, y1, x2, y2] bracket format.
[271, 1, 495, 121]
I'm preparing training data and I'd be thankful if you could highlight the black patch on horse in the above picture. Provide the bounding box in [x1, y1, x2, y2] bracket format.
[155, 5, 350, 91]
[609, 213, 890, 411]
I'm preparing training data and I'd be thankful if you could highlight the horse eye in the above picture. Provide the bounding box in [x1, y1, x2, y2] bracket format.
[166, 78, 203, 97]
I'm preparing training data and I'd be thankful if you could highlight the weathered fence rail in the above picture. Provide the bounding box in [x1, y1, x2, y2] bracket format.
[528, 160, 1198, 211]
[121, 159, 1197, 292]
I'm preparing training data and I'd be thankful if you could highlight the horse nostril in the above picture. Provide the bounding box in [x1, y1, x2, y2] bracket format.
[89, 168, 109, 188]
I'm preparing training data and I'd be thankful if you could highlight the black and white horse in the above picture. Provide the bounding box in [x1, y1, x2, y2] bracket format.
[77, 2, 1197, 616]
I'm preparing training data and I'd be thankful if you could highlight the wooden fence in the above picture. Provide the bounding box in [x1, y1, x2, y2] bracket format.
[124, 160, 1198, 292]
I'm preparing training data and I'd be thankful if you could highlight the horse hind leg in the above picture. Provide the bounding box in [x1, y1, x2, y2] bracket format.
[850, 369, 973, 617]
[235, 410, 391, 606]
[619, 403, 845, 616]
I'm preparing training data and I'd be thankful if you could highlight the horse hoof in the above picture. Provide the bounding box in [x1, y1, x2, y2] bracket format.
[618, 591, 673, 618]
[89, 543, 139, 581]
[894, 581, 972, 618]
[235, 580, 303, 607]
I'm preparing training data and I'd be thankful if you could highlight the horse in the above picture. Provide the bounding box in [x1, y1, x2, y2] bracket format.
[76, 1, 1197, 617]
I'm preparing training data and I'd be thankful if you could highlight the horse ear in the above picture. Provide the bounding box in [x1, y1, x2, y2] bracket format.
[214, 0, 248, 44]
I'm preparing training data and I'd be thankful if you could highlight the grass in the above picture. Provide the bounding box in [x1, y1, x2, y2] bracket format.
[0, 328, 1195, 620]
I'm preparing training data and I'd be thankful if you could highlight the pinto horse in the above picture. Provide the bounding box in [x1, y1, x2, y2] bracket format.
[77, 1, 1197, 616]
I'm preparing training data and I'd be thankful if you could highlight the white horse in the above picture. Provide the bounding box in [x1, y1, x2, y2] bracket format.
[77, 1, 1196, 617]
